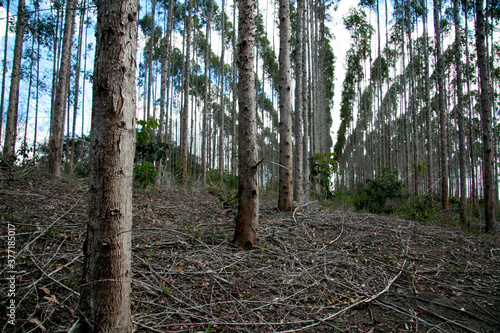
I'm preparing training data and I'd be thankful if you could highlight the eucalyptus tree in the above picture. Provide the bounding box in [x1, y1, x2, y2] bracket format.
[0, 0, 10, 143]
[69, 0, 88, 173]
[294, 0, 305, 203]
[159, 0, 175, 141]
[334, 8, 373, 163]
[453, 0, 467, 225]
[433, 0, 450, 211]
[48, 0, 76, 176]
[278, 0, 294, 211]
[219, 0, 226, 181]
[181, 0, 193, 183]
[201, 0, 213, 185]
[475, 0, 497, 233]
[3, 0, 26, 157]
[69, 0, 138, 330]
[233, 0, 259, 249]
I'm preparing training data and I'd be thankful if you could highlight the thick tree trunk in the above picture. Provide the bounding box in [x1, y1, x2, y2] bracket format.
[475, 0, 497, 233]
[2, 0, 25, 157]
[278, 0, 294, 211]
[233, 0, 259, 249]
[69, 0, 138, 331]
[48, 0, 76, 176]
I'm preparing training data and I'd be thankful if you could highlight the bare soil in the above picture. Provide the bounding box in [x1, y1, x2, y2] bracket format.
[1, 169, 499, 332]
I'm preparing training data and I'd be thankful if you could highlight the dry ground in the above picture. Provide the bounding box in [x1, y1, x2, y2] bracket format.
[0, 168, 499, 332]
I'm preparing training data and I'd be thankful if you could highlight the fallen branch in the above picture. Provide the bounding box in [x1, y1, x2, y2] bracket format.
[278, 263, 405, 333]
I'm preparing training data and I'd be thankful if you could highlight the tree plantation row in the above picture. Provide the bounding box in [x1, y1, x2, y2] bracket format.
[0, 0, 499, 227]
[0, 0, 498, 223]
[0, 0, 498, 330]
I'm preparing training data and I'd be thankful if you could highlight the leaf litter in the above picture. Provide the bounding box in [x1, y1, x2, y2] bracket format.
[0, 170, 499, 332]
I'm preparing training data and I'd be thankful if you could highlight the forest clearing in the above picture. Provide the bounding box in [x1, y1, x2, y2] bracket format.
[1, 170, 498, 332]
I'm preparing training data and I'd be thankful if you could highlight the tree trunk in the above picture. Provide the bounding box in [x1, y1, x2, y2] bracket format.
[453, 0, 467, 226]
[69, 0, 138, 331]
[70, 0, 87, 173]
[0, 0, 10, 143]
[293, 0, 304, 204]
[433, 0, 450, 211]
[422, 0, 433, 195]
[233, 0, 259, 249]
[180, 0, 193, 183]
[201, 0, 213, 185]
[475, 0, 497, 233]
[219, 0, 226, 181]
[278, 0, 294, 211]
[2, 0, 25, 157]
[49, 0, 76, 176]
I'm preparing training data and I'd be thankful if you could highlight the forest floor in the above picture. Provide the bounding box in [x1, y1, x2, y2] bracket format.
[0, 168, 499, 333]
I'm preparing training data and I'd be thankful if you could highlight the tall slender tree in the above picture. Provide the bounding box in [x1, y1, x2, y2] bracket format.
[475, 0, 497, 233]
[48, 0, 76, 176]
[294, 0, 304, 204]
[433, 0, 450, 211]
[453, 0, 467, 226]
[2, 0, 25, 157]
[0, 0, 11, 143]
[69, 0, 138, 330]
[233, 0, 259, 249]
[69, 0, 87, 173]
[181, 0, 193, 183]
[278, 0, 294, 211]
[201, 0, 213, 185]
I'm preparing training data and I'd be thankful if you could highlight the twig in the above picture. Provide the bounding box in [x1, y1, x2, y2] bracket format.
[278, 263, 405, 333]
[12, 189, 89, 263]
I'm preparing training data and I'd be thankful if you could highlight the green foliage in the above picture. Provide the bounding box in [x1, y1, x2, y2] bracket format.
[353, 167, 405, 214]
[206, 169, 238, 209]
[403, 193, 440, 222]
[134, 118, 168, 189]
[311, 152, 338, 197]
[134, 161, 157, 190]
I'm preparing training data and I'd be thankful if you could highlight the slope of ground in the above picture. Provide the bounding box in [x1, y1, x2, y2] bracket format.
[0, 169, 499, 332]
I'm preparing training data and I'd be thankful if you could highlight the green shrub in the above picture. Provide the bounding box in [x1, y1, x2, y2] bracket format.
[311, 152, 338, 197]
[134, 118, 168, 189]
[134, 161, 158, 189]
[353, 167, 404, 214]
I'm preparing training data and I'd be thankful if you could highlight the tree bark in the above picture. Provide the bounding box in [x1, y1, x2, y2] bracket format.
[201, 0, 213, 185]
[2, 0, 25, 157]
[475, 0, 497, 233]
[180, 0, 193, 183]
[233, 0, 259, 249]
[0, 0, 10, 144]
[278, 0, 294, 211]
[453, 0, 467, 226]
[48, 0, 76, 176]
[69, 0, 87, 173]
[69, 0, 138, 331]
[433, 0, 450, 211]
[294, 0, 304, 204]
